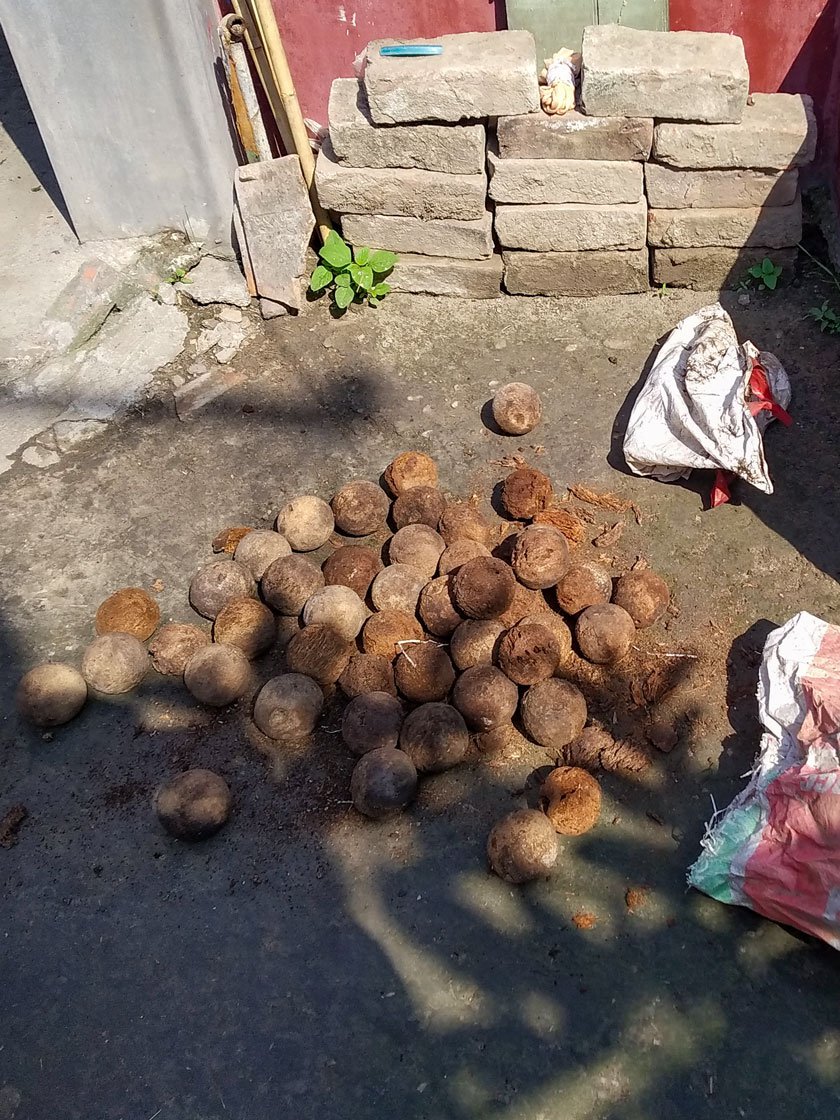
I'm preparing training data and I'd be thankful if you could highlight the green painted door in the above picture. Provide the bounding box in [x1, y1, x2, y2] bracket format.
[506, 0, 668, 64]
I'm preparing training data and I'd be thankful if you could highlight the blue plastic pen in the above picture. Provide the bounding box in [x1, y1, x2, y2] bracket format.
[379, 44, 443, 57]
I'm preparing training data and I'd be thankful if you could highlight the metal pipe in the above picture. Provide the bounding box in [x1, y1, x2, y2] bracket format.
[219, 14, 272, 163]
[230, 0, 296, 158]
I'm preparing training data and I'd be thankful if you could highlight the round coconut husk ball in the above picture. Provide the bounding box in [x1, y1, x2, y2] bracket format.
[322, 545, 382, 599]
[452, 664, 518, 731]
[393, 486, 446, 530]
[154, 769, 232, 840]
[613, 570, 670, 629]
[542, 766, 602, 836]
[383, 451, 438, 496]
[400, 702, 469, 773]
[184, 643, 251, 707]
[500, 468, 553, 521]
[394, 643, 456, 703]
[234, 530, 291, 581]
[576, 603, 635, 665]
[331, 480, 390, 537]
[339, 653, 397, 699]
[370, 564, 426, 615]
[498, 583, 549, 627]
[17, 663, 87, 727]
[189, 560, 256, 621]
[81, 633, 149, 695]
[362, 609, 423, 660]
[491, 382, 542, 436]
[95, 587, 160, 640]
[253, 673, 324, 741]
[562, 725, 613, 771]
[487, 809, 557, 884]
[438, 539, 491, 575]
[474, 722, 530, 758]
[285, 624, 354, 687]
[418, 576, 462, 638]
[212, 597, 275, 659]
[351, 747, 418, 819]
[342, 691, 404, 755]
[275, 495, 334, 552]
[498, 620, 561, 686]
[555, 562, 612, 616]
[519, 612, 572, 669]
[261, 554, 324, 616]
[302, 585, 367, 642]
[388, 523, 446, 578]
[520, 678, 587, 751]
[510, 525, 569, 590]
[450, 556, 516, 621]
[148, 623, 210, 676]
[450, 619, 504, 670]
[438, 502, 492, 547]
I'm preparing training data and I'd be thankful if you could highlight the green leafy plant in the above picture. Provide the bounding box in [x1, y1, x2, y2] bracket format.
[165, 266, 191, 285]
[654, 282, 669, 298]
[310, 231, 396, 314]
[808, 300, 840, 334]
[746, 256, 782, 291]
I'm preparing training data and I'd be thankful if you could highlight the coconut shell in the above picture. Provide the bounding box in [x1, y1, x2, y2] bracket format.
[555, 562, 612, 616]
[510, 525, 569, 590]
[189, 560, 256, 621]
[418, 576, 462, 638]
[394, 643, 455, 703]
[388, 523, 445, 578]
[361, 609, 424, 660]
[154, 769, 232, 840]
[338, 653, 397, 699]
[438, 539, 491, 575]
[95, 587, 160, 640]
[351, 747, 418, 819]
[613, 570, 670, 629]
[450, 557, 516, 620]
[341, 691, 404, 756]
[497, 620, 560, 686]
[275, 495, 334, 552]
[383, 451, 438, 496]
[518, 612, 572, 668]
[81, 633, 149, 695]
[450, 619, 504, 670]
[261, 554, 324, 615]
[487, 809, 557, 884]
[148, 624, 210, 676]
[253, 673, 324, 741]
[452, 665, 518, 731]
[520, 678, 587, 751]
[234, 530, 292, 580]
[491, 382, 542, 436]
[212, 597, 276, 659]
[542, 766, 601, 835]
[392, 486, 446, 531]
[285, 624, 354, 687]
[474, 722, 530, 758]
[400, 702, 469, 773]
[500, 468, 553, 521]
[331, 480, 390, 537]
[184, 643, 251, 706]
[370, 564, 426, 615]
[212, 526, 252, 554]
[497, 583, 550, 627]
[302, 585, 367, 641]
[576, 603, 635, 664]
[17, 663, 87, 727]
[322, 545, 382, 599]
[438, 502, 492, 547]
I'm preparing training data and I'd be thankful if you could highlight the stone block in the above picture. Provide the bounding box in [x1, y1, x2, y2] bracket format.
[488, 150, 642, 205]
[315, 138, 487, 221]
[648, 199, 802, 249]
[341, 213, 493, 260]
[363, 32, 539, 124]
[645, 165, 799, 209]
[496, 111, 653, 161]
[177, 255, 250, 308]
[390, 254, 503, 298]
[328, 79, 486, 174]
[503, 249, 649, 296]
[494, 201, 647, 252]
[652, 94, 818, 170]
[651, 246, 799, 291]
[581, 25, 748, 123]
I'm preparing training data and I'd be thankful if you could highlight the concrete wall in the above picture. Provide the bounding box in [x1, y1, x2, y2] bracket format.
[0, 0, 239, 243]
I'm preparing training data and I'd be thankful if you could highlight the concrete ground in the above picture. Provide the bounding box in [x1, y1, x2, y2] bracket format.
[1, 269, 840, 1119]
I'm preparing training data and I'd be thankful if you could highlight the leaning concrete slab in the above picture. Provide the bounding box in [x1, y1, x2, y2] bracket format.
[496, 111, 653, 161]
[652, 94, 818, 170]
[341, 213, 493, 260]
[390, 254, 503, 298]
[494, 200, 647, 252]
[488, 150, 642, 205]
[503, 249, 649, 296]
[651, 246, 799, 290]
[648, 200, 802, 249]
[581, 26, 748, 123]
[315, 138, 486, 221]
[363, 31, 539, 124]
[645, 165, 799, 209]
[328, 79, 486, 175]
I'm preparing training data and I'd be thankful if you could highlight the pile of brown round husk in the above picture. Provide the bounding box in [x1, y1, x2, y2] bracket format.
[16, 448, 672, 868]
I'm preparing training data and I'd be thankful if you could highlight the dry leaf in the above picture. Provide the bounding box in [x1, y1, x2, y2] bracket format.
[572, 504, 596, 524]
[569, 484, 644, 525]
[151, 578, 165, 593]
[630, 677, 647, 708]
[212, 526, 252, 554]
[531, 444, 545, 456]
[533, 507, 586, 545]
[630, 555, 649, 571]
[495, 453, 528, 470]
[593, 521, 624, 547]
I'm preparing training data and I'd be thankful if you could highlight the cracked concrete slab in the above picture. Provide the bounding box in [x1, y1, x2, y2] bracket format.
[177, 255, 250, 308]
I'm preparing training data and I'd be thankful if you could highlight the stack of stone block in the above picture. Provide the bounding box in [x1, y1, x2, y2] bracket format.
[315, 31, 541, 299]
